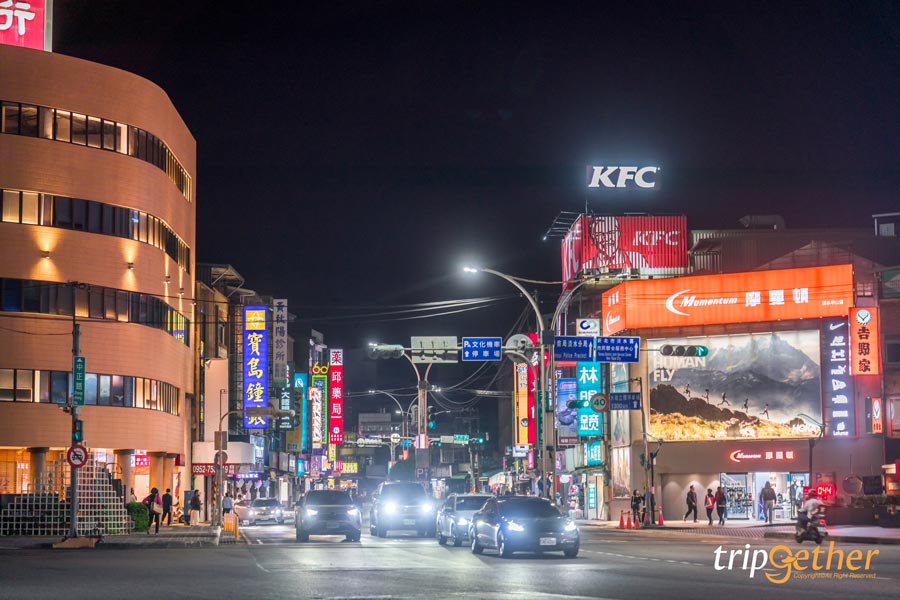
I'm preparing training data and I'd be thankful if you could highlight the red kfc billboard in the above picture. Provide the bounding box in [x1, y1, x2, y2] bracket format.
[0, 0, 50, 51]
[561, 215, 688, 286]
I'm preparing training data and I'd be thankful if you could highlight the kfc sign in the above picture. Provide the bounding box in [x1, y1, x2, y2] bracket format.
[587, 166, 660, 189]
[561, 214, 688, 284]
[602, 264, 854, 335]
[0, 0, 49, 51]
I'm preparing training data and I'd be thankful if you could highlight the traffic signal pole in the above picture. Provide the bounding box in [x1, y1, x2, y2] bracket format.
[68, 282, 81, 539]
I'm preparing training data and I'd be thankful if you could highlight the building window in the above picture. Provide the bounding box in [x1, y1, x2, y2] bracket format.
[885, 340, 900, 364]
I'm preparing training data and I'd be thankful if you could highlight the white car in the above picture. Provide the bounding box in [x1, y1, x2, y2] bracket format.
[436, 494, 493, 546]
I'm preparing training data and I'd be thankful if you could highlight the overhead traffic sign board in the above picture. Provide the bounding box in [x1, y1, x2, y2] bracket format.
[610, 392, 642, 410]
[66, 444, 88, 469]
[553, 336, 594, 361]
[410, 336, 458, 363]
[453, 434, 470, 443]
[462, 337, 503, 361]
[594, 336, 641, 363]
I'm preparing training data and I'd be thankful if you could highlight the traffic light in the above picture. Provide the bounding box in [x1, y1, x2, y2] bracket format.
[366, 343, 405, 359]
[72, 419, 84, 443]
[660, 344, 709, 357]
[566, 398, 591, 409]
[427, 406, 435, 430]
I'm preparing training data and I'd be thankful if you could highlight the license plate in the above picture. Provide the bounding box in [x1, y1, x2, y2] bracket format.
[539, 537, 556, 546]
[326, 521, 339, 529]
[403, 519, 416, 526]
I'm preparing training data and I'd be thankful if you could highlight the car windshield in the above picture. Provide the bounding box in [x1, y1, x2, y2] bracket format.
[499, 499, 560, 518]
[456, 497, 489, 511]
[306, 491, 353, 506]
[380, 483, 426, 500]
[252, 498, 281, 507]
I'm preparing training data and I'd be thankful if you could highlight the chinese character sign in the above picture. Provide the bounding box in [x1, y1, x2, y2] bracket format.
[329, 349, 344, 444]
[578, 409, 603, 437]
[273, 299, 289, 381]
[514, 362, 529, 445]
[850, 308, 881, 376]
[243, 306, 269, 429]
[295, 373, 308, 452]
[0, 0, 48, 51]
[311, 375, 325, 449]
[584, 440, 603, 466]
[822, 318, 856, 437]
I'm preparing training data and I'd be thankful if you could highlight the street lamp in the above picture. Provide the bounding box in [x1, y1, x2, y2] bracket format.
[464, 266, 553, 499]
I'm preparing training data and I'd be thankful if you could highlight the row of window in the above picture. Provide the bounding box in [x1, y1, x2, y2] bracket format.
[0, 101, 192, 201]
[0, 368, 179, 415]
[1, 188, 191, 273]
[0, 279, 189, 346]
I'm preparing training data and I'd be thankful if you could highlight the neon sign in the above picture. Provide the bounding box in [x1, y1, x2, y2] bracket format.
[243, 306, 269, 429]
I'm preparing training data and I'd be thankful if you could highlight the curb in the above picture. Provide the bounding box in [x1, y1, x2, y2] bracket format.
[764, 532, 900, 546]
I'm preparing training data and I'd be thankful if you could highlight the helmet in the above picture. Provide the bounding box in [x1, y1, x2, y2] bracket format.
[807, 489, 818, 498]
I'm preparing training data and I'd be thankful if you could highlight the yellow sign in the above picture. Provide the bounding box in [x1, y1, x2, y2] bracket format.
[342, 462, 358, 474]
[245, 309, 266, 331]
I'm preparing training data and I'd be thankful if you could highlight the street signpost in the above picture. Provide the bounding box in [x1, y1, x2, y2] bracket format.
[590, 393, 609, 413]
[553, 336, 594, 361]
[453, 434, 470, 443]
[594, 336, 641, 363]
[461, 337, 503, 361]
[72, 357, 85, 406]
[512, 444, 528, 458]
[66, 444, 88, 469]
[610, 392, 642, 410]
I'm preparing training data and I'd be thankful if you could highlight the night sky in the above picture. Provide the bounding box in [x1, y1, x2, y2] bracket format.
[52, 1, 900, 372]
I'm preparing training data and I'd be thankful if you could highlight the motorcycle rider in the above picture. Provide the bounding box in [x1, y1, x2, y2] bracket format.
[798, 489, 822, 532]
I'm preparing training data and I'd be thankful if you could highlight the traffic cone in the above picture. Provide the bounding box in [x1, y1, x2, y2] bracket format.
[626, 511, 633, 529]
[634, 514, 641, 529]
[618, 510, 625, 529]
[657, 505, 664, 526]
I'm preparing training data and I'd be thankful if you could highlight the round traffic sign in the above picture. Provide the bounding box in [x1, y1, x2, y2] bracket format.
[590, 393, 609, 413]
[390, 433, 401, 444]
[215, 451, 228, 466]
[67, 444, 88, 468]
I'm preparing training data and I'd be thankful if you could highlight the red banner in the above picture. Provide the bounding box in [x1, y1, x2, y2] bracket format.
[561, 215, 688, 285]
[602, 264, 854, 335]
[0, 0, 47, 50]
[329, 349, 344, 444]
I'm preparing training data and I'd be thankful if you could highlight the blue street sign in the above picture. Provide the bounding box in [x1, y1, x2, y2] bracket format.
[609, 392, 642, 410]
[462, 337, 503, 361]
[553, 336, 594, 361]
[594, 336, 641, 363]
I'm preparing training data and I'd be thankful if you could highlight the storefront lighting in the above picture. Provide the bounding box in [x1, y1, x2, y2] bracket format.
[127, 262, 134, 270]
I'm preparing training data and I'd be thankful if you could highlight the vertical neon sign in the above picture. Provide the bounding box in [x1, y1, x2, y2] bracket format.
[243, 306, 268, 429]
[329, 349, 344, 444]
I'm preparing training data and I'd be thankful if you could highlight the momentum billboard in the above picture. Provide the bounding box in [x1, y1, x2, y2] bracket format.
[602, 264, 854, 335]
[648, 331, 823, 441]
[561, 214, 688, 284]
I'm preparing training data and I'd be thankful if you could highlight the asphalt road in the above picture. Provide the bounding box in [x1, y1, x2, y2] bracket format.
[0, 524, 897, 599]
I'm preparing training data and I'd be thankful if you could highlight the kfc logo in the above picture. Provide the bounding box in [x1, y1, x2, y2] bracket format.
[588, 166, 659, 189]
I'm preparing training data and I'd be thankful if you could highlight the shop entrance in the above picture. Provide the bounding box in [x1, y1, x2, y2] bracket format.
[721, 471, 808, 521]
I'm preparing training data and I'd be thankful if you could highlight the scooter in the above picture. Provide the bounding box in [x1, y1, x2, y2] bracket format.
[795, 508, 826, 545]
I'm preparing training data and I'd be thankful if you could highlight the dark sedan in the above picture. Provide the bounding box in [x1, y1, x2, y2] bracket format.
[295, 490, 362, 542]
[469, 496, 579, 558]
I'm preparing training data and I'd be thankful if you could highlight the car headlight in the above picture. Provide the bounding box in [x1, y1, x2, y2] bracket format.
[248, 509, 255, 516]
[347, 508, 360, 516]
[456, 517, 469, 526]
[564, 521, 577, 532]
[507, 521, 525, 532]
[305, 508, 319, 516]
[421, 503, 434, 513]
[276, 509, 282, 516]
[384, 502, 398, 514]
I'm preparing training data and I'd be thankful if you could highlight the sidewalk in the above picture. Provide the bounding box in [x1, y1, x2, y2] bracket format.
[0, 524, 221, 550]
[576, 518, 900, 544]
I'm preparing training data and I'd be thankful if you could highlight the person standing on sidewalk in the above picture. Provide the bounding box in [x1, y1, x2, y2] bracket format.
[761, 481, 777, 523]
[189, 489, 202, 527]
[683, 485, 698, 522]
[630, 490, 644, 525]
[223, 492, 234, 514]
[704, 488, 716, 525]
[714, 486, 728, 525]
[143, 487, 162, 534]
[162, 488, 173, 526]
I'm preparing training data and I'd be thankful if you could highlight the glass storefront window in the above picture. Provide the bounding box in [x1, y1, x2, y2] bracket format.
[98, 375, 111, 405]
[21, 192, 38, 225]
[0, 369, 14, 401]
[50, 371, 68, 404]
[15, 369, 33, 401]
[2, 190, 18, 223]
[84, 373, 98, 405]
[111, 375, 124, 407]
[55, 110, 71, 142]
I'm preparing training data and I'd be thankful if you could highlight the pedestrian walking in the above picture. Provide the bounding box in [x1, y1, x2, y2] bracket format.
[742, 398, 749, 411]
[704, 488, 716, 525]
[761, 481, 777, 523]
[630, 489, 644, 524]
[143, 487, 163, 534]
[714, 486, 728, 525]
[223, 492, 234, 514]
[162, 488, 173, 526]
[189, 489, 202, 527]
[761, 403, 770, 419]
[683, 484, 698, 522]
[718, 391, 729, 406]
[129, 487, 137, 503]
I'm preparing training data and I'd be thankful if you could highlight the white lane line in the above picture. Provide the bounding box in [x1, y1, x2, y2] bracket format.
[256, 540, 263, 545]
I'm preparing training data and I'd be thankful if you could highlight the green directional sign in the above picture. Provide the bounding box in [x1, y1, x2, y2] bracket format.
[73, 357, 86, 406]
[453, 434, 469, 443]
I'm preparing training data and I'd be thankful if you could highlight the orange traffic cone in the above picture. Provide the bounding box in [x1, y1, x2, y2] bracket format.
[626, 511, 633, 529]
[618, 510, 625, 529]
[634, 513, 641, 529]
[658, 505, 664, 526]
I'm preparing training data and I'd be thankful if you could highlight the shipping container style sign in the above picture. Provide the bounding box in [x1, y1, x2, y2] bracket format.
[0, 0, 50, 50]
[329, 349, 344, 444]
[514, 362, 529, 445]
[648, 330, 824, 441]
[602, 264, 854, 335]
[243, 306, 269, 429]
[561, 214, 688, 285]
[850, 308, 881, 376]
